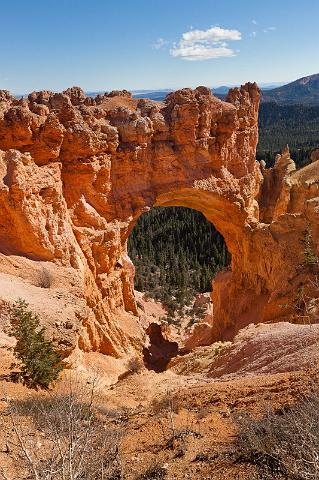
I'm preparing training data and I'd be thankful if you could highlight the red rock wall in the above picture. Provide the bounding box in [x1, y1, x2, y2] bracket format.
[0, 84, 318, 355]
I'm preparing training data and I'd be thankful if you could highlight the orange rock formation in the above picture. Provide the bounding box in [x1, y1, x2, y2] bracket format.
[0, 84, 318, 357]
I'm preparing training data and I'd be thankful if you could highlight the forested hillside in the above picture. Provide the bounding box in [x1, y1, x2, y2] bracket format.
[128, 207, 229, 321]
[257, 102, 319, 167]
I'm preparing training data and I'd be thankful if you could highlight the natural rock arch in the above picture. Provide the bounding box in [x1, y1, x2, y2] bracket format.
[0, 84, 318, 358]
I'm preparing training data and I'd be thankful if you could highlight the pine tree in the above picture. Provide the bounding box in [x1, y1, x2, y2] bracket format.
[300, 227, 319, 273]
[9, 299, 63, 390]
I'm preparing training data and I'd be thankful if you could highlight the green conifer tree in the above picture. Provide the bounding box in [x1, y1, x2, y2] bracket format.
[9, 299, 63, 390]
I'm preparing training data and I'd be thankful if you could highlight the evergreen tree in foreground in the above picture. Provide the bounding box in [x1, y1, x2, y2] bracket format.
[9, 299, 63, 390]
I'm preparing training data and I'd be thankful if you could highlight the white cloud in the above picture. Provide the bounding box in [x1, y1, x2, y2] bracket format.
[181, 26, 241, 43]
[252, 19, 257, 25]
[152, 37, 168, 49]
[170, 26, 241, 61]
[170, 44, 236, 61]
[250, 31, 257, 38]
[263, 26, 276, 33]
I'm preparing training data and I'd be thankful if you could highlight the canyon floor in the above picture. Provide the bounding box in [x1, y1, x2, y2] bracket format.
[1, 312, 319, 480]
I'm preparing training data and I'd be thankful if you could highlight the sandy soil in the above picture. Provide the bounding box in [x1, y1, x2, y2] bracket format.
[1, 317, 319, 479]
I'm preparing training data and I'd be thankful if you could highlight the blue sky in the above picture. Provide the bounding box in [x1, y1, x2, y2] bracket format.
[0, 0, 318, 93]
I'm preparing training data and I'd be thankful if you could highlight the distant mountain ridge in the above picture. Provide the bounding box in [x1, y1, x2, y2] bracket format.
[13, 76, 319, 105]
[131, 82, 285, 102]
[262, 73, 319, 105]
[212, 75, 319, 105]
[130, 74, 319, 106]
[85, 82, 286, 103]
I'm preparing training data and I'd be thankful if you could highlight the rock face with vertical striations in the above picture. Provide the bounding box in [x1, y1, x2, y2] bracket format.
[0, 83, 318, 358]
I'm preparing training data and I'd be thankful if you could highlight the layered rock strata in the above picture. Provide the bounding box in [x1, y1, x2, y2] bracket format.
[0, 84, 318, 356]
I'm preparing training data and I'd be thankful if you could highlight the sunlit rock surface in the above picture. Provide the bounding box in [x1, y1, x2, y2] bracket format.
[0, 84, 318, 357]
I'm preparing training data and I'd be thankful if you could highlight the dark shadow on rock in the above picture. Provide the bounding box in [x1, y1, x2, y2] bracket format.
[143, 323, 178, 373]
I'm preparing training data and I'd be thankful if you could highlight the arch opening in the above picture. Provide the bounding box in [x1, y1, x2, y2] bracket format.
[127, 206, 231, 371]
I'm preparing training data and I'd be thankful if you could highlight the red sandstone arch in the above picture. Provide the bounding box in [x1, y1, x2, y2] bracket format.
[0, 84, 317, 357]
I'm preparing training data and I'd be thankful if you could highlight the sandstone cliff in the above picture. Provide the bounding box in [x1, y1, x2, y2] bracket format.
[0, 84, 318, 358]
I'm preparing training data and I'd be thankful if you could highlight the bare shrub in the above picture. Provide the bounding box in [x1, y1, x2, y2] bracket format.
[234, 393, 319, 479]
[127, 356, 143, 374]
[0, 379, 123, 480]
[37, 267, 51, 289]
[291, 275, 319, 325]
[151, 390, 182, 416]
[151, 390, 201, 451]
[135, 464, 167, 480]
